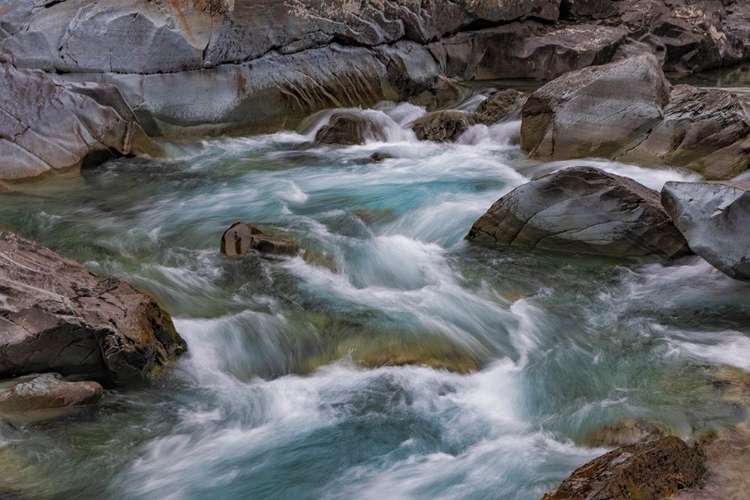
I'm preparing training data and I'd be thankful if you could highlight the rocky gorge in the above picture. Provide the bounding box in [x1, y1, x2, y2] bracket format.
[1, 0, 750, 499]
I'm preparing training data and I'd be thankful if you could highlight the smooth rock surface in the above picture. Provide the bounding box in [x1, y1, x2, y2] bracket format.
[521, 53, 671, 160]
[467, 167, 692, 260]
[0, 231, 187, 385]
[411, 111, 476, 143]
[661, 181, 750, 282]
[542, 436, 706, 500]
[0, 62, 163, 182]
[0, 373, 102, 415]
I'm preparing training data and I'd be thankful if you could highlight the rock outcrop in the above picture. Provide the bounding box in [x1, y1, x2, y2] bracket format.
[411, 111, 476, 143]
[661, 181, 750, 282]
[0, 231, 187, 385]
[522, 54, 750, 179]
[0, 373, 102, 416]
[542, 436, 706, 500]
[467, 167, 691, 260]
[0, 62, 163, 183]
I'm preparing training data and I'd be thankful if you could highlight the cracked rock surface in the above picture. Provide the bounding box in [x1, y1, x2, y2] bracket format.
[466, 166, 692, 260]
[0, 231, 187, 385]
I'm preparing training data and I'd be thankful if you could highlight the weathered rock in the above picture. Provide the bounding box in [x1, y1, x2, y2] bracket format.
[467, 167, 692, 260]
[411, 110, 476, 143]
[661, 181, 750, 282]
[0, 231, 186, 385]
[585, 418, 672, 448]
[0, 62, 163, 182]
[474, 89, 526, 125]
[0, 373, 102, 415]
[315, 112, 388, 146]
[618, 85, 750, 180]
[220, 223, 300, 257]
[542, 436, 706, 500]
[521, 53, 671, 160]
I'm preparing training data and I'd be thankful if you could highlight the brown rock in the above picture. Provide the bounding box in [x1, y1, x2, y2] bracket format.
[0, 373, 102, 415]
[0, 231, 186, 385]
[474, 89, 526, 125]
[315, 112, 387, 146]
[411, 110, 476, 143]
[220, 223, 300, 257]
[586, 418, 672, 448]
[542, 436, 706, 500]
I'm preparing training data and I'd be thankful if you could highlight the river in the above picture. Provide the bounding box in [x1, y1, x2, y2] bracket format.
[1, 83, 750, 499]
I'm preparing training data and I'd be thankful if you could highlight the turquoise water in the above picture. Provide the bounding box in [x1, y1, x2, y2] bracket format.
[1, 101, 750, 499]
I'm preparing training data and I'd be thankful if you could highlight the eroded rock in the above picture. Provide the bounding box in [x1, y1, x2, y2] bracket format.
[411, 110, 476, 143]
[542, 436, 706, 500]
[0, 373, 102, 416]
[0, 231, 186, 385]
[220, 223, 300, 257]
[661, 181, 750, 282]
[474, 89, 526, 125]
[467, 167, 691, 260]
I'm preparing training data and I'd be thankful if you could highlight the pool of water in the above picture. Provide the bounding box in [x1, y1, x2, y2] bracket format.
[1, 95, 749, 500]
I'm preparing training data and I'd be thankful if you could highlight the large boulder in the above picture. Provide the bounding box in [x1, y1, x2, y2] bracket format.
[0, 373, 102, 416]
[0, 62, 163, 182]
[542, 436, 706, 500]
[521, 53, 671, 160]
[466, 167, 691, 260]
[0, 231, 187, 385]
[661, 181, 750, 282]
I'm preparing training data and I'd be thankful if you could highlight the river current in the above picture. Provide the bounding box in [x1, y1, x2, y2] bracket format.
[1, 85, 750, 499]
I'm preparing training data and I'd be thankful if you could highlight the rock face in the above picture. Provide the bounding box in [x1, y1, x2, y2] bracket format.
[661, 182, 750, 282]
[521, 53, 671, 161]
[0, 373, 102, 415]
[0, 63, 163, 182]
[220, 223, 300, 257]
[411, 111, 476, 143]
[467, 167, 692, 260]
[0, 231, 187, 385]
[542, 436, 706, 500]
[474, 89, 527, 125]
[522, 54, 750, 179]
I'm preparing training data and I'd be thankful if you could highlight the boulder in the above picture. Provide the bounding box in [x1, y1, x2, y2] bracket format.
[661, 181, 750, 282]
[618, 85, 750, 180]
[0, 373, 102, 415]
[0, 62, 163, 182]
[466, 167, 692, 260]
[315, 112, 389, 146]
[220, 223, 300, 257]
[0, 231, 187, 385]
[542, 436, 706, 500]
[411, 110, 476, 143]
[521, 53, 671, 160]
[474, 89, 526, 125]
[585, 418, 672, 448]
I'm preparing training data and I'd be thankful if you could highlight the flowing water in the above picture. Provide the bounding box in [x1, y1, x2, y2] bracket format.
[1, 90, 750, 500]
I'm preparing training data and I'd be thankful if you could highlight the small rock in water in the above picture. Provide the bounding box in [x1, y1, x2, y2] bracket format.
[585, 418, 672, 448]
[474, 89, 526, 125]
[0, 373, 103, 421]
[220, 223, 300, 257]
[411, 110, 476, 143]
[315, 112, 387, 146]
[542, 436, 706, 500]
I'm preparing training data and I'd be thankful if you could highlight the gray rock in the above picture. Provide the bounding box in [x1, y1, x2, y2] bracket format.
[542, 436, 706, 500]
[411, 110, 476, 143]
[0, 62, 163, 182]
[0, 373, 102, 415]
[521, 53, 671, 161]
[220, 223, 300, 257]
[661, 181, 750, 282]
[0, 231, 187, 385]
[474, 89, 526, 125]
[467, 167, 691, 260]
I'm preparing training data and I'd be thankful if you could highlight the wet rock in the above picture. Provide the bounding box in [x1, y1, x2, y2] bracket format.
[315, 112, 385, 146]
[411, 110, 476, 143]
[586, 418, 673, 448]
[220, 223, 300, 258]
[474, 89, 527, 125]
[0, 231, 187, 385]
[542, 436, 706, 500]
[521, 54, 671, 161]
[0, 63, 163, 182]
[0, 373, 102, 416]
[661, 182, 750, 282]
[618, 86, 750, 180]
[467, 167, 692, 260]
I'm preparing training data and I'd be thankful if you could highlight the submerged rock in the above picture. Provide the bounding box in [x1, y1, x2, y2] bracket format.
[315, 112, 387, 146]
[467, 167, 691, 260]
[585, 418, 672, 448]
[0, 63, 163, 182]
[0, 231, 186, 385]
[0, 373, 102, 417]
[661, 182, 750, 282]
[411, 110, 476, 143]
[220, 223, 300, 257]
[474, 89, 526, 125]
[521, 54, 671, 161]
[542, 436, 706, 500]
